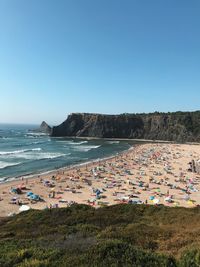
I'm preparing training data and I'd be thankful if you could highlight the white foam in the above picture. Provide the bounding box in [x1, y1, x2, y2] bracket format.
[31, 141, 45, 145]
[56, 140, 74, 144]
[26, 132, 47, 136]
[56, 140, 88, 145]
[0, 161, 22, 169]
[77, 141, 88, 144]
[25, 135, 35, 138]
[32, 148, 42, 151]
[30, 139, 50, 145]
[107, 141, 120, 144]
[0, 148, 42, 156]
[15, 152, 68, 160]
[73, 145, 101, 152]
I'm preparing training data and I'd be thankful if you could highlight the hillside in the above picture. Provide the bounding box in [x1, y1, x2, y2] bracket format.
[51, 111, 200, 142]
[1, 204, 200, 266]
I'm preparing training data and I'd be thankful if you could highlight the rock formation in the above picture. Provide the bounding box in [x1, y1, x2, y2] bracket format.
[51, 111, 200, 142]
[33, 121, 52, 134]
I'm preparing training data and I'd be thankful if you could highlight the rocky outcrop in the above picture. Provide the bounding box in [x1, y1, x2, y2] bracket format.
[32, 121, 52, 134]
[51, 112, 200, 142]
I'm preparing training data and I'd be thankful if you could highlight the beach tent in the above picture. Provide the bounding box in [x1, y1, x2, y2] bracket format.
[29, 194, 41, 201]
[26, 192, 33, 197]
[19, 205, 31, 212]
[129, 198, 142, 204]
[11, 188, 22, 194]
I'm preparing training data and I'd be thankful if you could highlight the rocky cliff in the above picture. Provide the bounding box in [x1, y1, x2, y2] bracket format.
[51, 112, 200, 142]
[32, 121, 52, 134]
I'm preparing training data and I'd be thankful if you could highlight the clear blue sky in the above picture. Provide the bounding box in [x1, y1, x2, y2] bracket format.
[0, 0, 200, 125]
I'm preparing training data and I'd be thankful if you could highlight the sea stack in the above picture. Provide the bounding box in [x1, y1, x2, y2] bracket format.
[32, 121, 52, 134]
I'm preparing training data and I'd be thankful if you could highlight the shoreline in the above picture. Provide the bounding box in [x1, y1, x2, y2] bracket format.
[2, 138, 199, 185]
[0, 136, 176, 185]
[52, 135, 174, 143]
[1, 142, 200, 217]
[0, 144, 134, 185]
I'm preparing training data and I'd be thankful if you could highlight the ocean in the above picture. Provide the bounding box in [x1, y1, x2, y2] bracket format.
[0, 124, 132, 182]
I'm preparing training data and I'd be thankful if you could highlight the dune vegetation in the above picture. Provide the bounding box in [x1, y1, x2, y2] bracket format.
[1, 204, 200, 266]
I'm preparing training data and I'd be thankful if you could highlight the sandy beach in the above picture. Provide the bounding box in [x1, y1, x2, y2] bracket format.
[0, 143, 200, 217]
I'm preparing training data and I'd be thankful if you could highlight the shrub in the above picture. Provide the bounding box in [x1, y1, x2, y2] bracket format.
[179, 249, 200, 267]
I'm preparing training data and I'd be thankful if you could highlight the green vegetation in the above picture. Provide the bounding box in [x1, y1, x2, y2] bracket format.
[1, 204, 200, 266]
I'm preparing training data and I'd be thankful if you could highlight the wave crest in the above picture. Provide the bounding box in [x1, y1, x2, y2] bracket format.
[0, 148, 42, 156]
[73, 145, 101, 152]
[21, 152, 68, 160]
[0, 161, 22, 169]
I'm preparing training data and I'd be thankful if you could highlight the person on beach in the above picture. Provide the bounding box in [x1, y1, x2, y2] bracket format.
[2, 143, 200, 216]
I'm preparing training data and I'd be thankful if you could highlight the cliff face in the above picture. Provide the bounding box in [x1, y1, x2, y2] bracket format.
[51, 112, 200, 142]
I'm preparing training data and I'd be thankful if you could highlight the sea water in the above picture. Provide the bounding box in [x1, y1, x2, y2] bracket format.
[0, 124, 132, 182]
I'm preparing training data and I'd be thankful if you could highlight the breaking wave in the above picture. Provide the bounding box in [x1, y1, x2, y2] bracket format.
[16, 152, 69, 160]
[0, 124, 129, 181]
[0, 148, 42, 156]
[107, 141, 120, 144]
[0, 161, 22, 169]
[70, 141, 88, 145]
[56, 140, 88, 145]
[26, 132, 48, 136]
[73, 145, 101, 152]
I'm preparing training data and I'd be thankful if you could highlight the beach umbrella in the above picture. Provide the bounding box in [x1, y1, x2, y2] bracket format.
[149, 196, 155, 200]
[183, 195, 190, 201]
[19, 205, 30, 212]
[153, 198, 160, 204]
[155, 188, 161, 192]
[187, 200, 194, 205]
